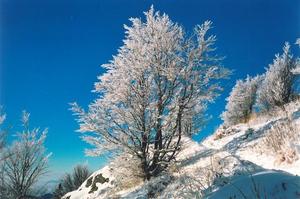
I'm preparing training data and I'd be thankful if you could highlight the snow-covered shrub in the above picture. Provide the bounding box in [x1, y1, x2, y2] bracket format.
[275, 148, 297, 165]
[123, 173, 173, 198]
[262, 119, 299, 164]
[213, 125, 240, 140]
[222, 75, 262, 126]
[177, 155, 244, 198]
[256, 43, 296, 111]
[109, 153, 144, 191]
[146, 174, 173, 198]
[168, 155, 237, 198]
[158, 174, 205, 199]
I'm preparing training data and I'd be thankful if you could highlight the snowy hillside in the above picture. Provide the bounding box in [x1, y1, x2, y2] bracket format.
[63, 101, 300, 199]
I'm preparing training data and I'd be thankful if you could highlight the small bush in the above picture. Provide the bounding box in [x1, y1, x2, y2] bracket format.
[262, 119, 299, 164]
[275, 148, 297, 164]
[213, 125, 240, 140]
[109, 153, 144, 191]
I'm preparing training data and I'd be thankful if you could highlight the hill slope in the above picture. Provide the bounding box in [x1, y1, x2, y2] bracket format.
[63, 101, 300, 199]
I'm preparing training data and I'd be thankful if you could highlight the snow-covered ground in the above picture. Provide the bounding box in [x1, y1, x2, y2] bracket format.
[63, 101, 300, 199]
[207, 170, 300, 199]
[62, 166, 114, 199]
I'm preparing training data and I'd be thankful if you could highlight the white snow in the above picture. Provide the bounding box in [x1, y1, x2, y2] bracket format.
[62, 166, 114, 199]
[65, 100, 300, 199]
[207, 170, 300, 199]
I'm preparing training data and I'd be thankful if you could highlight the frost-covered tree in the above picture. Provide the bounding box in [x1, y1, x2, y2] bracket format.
[2, 111, 50, 199]
[0, 109, 7, 198]
[0, 109, 6, 159]
[296, 38, 300, 47]
[256, 43, 296, 111]
[221, 75, 262, 125]
[71, 7, 229, 179]
[292, 38, 300, 75]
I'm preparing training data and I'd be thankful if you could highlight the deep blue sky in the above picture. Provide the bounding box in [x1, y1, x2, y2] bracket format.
[0, 0, 299, 180]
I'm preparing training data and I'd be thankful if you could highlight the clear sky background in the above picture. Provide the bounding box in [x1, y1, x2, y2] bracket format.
[0, 0, 299, 181]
